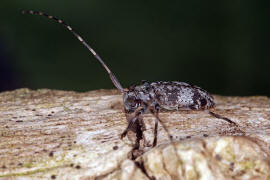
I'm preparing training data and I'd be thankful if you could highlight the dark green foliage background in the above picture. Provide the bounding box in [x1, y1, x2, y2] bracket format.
[1, 1, 269, 96]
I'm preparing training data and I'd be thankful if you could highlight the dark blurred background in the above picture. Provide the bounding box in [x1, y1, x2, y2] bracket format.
[0, 1, 269, 96]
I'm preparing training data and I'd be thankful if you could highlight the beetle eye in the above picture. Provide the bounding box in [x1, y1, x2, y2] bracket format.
[123, 92, 139, 112]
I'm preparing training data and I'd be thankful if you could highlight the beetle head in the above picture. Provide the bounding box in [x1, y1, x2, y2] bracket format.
[123, 90, 140, 113]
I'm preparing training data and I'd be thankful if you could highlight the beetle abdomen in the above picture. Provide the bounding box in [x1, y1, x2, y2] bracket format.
[150, 81, 215, 110]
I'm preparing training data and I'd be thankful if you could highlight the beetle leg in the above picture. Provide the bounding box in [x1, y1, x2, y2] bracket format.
[150, 104, 173, 147]
[208, 111, 237, 125]
[121, 107, 147, 139]
[153, 117, 158, 147]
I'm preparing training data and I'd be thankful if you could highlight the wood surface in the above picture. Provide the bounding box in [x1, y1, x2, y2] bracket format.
[0, 88, 269, 179]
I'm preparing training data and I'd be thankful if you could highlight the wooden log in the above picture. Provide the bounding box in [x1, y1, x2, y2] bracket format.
[0, 88, 269, 179]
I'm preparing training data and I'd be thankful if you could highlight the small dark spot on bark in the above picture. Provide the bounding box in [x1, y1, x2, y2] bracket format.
[73, 141, 77, 144]
[51, 111, 55, 113]
[113, 146, 118, 150]
[5, 126, 9, 128]
[75, 165, 81, 169]
[13, 117, 17, 119]
[101, 141, 106, 143]
[73, 154, 77, 157]
[49, 151, 54, 157]
[215, 154, 222, 161]
[56, 144, 61, 148]
[238, 170, 246, 176]
[18, 163, 23, 166]
[16, 120, 23, 122]
[1, 165, 6, 169]
[43, 149, 48, 152]
[70, 163, 74, 167]
[32, 109, 36, 111]
[60, 136, 65, 138]
[48, 114, 52, 116]
[203, 134, 208, 137]
[186, 136, 191, 139]
[51, 174, 56, 179]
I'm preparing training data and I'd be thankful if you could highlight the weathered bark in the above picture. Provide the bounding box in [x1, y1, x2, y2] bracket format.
[0, 88, 269, 179]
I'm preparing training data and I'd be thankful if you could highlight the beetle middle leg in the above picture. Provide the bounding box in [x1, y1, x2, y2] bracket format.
[150, 104, 173, 147]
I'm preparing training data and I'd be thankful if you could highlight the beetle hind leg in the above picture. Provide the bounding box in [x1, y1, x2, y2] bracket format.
[208, 110, 237, 125]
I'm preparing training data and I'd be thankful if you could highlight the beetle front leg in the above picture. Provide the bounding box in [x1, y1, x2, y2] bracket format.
[121, 106, 147, 139]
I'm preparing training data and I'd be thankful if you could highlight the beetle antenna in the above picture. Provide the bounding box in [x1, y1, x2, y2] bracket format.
[22, 10, 124, 92]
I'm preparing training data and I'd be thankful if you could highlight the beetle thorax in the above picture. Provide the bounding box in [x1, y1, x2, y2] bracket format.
[123, 84, 155, 113]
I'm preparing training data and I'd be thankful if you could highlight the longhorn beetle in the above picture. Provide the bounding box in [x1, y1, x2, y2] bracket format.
[22, 10, 239, 147]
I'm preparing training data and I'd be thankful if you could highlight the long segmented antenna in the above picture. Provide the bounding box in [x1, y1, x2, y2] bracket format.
[22, 10, 124, 93]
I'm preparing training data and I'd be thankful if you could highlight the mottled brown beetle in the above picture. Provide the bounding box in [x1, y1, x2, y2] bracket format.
[23, 10, 238, 147]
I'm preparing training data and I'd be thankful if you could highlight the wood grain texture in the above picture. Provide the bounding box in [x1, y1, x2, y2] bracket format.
[0, 88, 269, 179]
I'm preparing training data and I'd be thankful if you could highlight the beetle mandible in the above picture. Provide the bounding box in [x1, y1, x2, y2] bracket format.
[23, 10, 238, 147]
